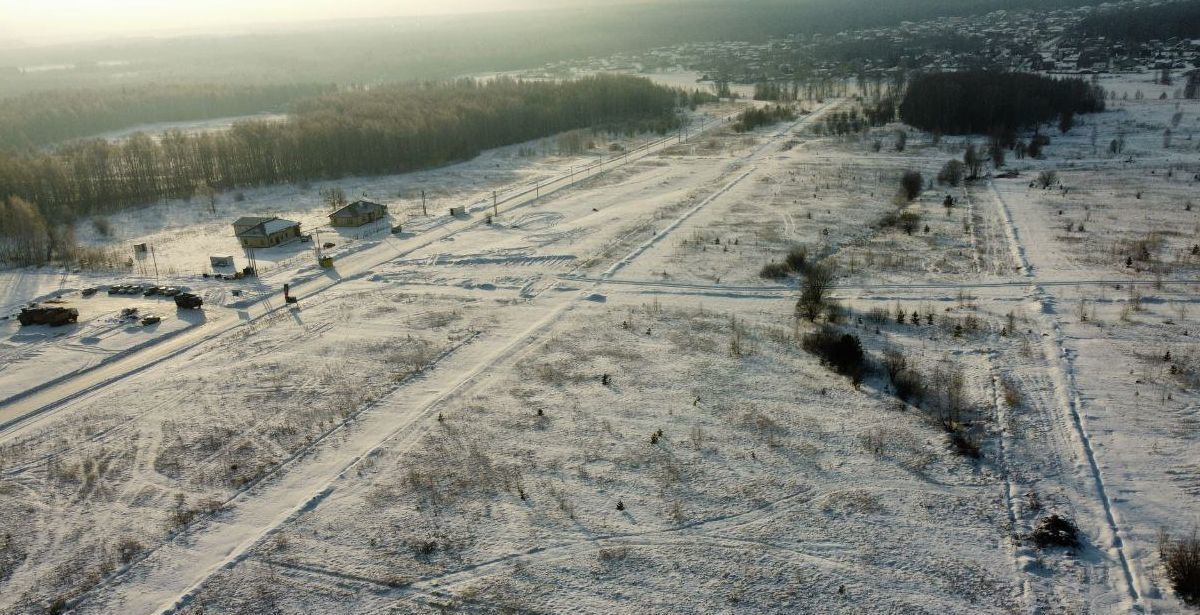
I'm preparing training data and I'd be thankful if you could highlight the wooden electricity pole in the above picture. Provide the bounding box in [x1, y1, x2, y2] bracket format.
[421, 189, 427, 216]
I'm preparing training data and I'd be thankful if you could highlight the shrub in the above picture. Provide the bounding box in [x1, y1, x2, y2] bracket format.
[950, 429, 981, 458]
[1028, 135, 1050, 159]
[802, 327, 866, 384]
[784, 245, 808, 273]
[900, 171, 923, 201]
[1031, 514, 1079, 548]
[1160, 528, 1200, 605]
[893, 369, 925, 403]
[881, 347, 908, 381]
[866, 306, 891, 324]
[937, 160, 964, 186]
[91, 217, 112, 237]
[795, 261, 837, 321]
[1037, 170, 1058, 189]
[759, 262, 790, 279]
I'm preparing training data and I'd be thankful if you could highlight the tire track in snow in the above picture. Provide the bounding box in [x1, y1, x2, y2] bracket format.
[987, 180, 1145, 611]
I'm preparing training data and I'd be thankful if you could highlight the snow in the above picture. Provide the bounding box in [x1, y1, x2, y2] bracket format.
[2, 72, 1200, 613]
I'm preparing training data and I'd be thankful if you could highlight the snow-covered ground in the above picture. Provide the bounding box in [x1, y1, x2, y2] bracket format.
[79, 113, 289, 144]
[1, 72, 1199, 613]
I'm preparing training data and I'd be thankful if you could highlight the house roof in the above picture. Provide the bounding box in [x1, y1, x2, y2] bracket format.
[261, 218, 300, 235]
[235, 217, 299, 238]
[330, 200, 386, 218]
[233, 216, 275, 228]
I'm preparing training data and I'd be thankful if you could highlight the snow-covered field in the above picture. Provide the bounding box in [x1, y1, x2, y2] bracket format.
[1, 73, 1199, 613]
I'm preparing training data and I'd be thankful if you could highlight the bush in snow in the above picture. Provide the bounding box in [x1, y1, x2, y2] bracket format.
[759, 262, 790, 279]
[1160, 528, 1200, 605]
[1031, 514, 1079, 549]
[784, 244, 808, 273]
[900, 171, 923, 201]
[802, 327, 866, 385]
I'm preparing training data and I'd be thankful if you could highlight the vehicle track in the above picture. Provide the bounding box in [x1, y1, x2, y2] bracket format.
[986, 181, 1146, 610]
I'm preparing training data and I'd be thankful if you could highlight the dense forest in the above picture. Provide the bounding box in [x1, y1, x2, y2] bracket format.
[0, 75, 696, 264]
[899, 71, 1105, 136]
[0, 83, 331, 153]
[1076, 1, 1200, 44]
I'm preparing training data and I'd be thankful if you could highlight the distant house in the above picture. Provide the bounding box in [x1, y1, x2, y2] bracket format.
[233, 216, 301, 248]
[329, 200, 387, 227]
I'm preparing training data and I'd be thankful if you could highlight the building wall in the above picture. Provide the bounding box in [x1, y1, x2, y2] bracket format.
[238, 226, 300, 248]
[330, 211, 384, 227]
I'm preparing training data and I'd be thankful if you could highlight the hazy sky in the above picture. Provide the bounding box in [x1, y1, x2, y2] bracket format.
[0, 0, 589, 44]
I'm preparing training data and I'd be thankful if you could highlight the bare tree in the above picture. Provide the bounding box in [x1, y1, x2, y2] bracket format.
[796, 261, 838, 322]
[963, 143, 983, 178]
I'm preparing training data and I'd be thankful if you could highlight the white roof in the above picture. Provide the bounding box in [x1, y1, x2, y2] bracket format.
[261, 219, 299, 235]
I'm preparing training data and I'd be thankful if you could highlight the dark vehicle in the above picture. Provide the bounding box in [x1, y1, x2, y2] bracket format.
[108, 285, 123, 295]
[323, 242, 336, 249]
[141, 315, 161, 326]
[144, 286, 159, 296]
[81, 287, 98, 297]
[300, 234, 312, 243]
[161, 287, 181, 296]
[174, 293, 203, 309]
[120, 307, 139, 319]
[18, 306, 79, 327]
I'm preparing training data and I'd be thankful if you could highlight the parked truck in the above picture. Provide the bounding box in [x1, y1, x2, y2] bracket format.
[174, 293, 203, 309]
[18, 305, 79, 327]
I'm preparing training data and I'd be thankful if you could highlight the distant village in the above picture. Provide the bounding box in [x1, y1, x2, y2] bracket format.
[532, 0, 1200, 96]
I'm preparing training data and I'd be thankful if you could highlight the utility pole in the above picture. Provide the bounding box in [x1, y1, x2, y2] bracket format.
[493, 191, 498, 217]
[421, 189, 427, 216]
[150, 245, 160, 282]
[535, 180, 539, 198]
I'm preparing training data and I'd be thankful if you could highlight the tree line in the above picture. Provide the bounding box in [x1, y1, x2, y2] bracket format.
[0, 75, 695, 265]
[733, 105, 797, 132]
[0, 83, 330, 153]
[899, 71, 1105, 136]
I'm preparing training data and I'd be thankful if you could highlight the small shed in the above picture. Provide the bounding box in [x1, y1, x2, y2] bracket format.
[329, 200, 387, 227]
[133, 243, 148, 254]
[210, 255, 234, 268]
